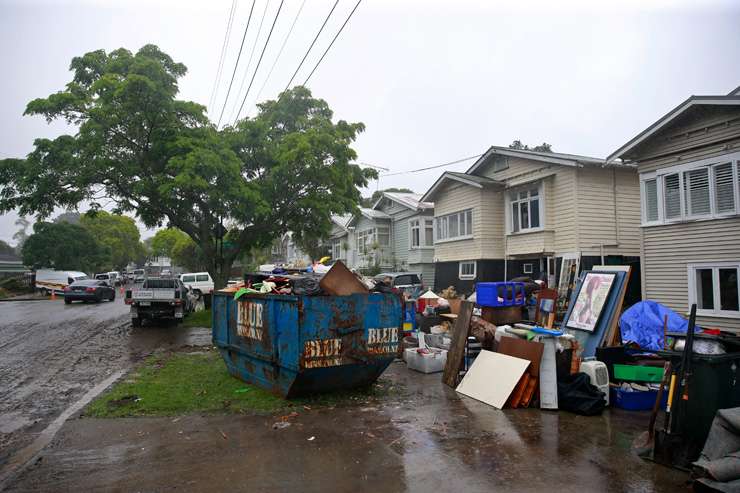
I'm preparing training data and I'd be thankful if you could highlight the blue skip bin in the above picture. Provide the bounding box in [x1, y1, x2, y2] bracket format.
[212, 291, 402, 398]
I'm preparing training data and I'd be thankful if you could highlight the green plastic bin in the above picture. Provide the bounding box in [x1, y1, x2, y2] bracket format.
[613, 364, 664, 383]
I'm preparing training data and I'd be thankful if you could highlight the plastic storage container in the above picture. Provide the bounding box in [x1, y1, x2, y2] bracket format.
[405, 348, 447, 373]
[613, 364, 664, 383]
[611, 386, 668, 411]
[476, 282, 526, 308]
[212, 291, 402, 398]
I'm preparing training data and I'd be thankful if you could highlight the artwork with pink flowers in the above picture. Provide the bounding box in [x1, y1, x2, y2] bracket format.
[565, 272, 616, 332]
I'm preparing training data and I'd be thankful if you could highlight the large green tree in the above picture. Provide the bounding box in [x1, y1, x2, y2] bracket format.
[150, 228, 187, 258]
[21, 221, 107, 272]
[0, 45, 372, 287]
[0, 240, 15, 256]
[80, 211, 144, 270]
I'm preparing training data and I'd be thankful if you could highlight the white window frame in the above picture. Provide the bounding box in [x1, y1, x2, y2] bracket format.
[523, 263, 533, 274]
[331, 238, 343, 260]
[640, 151, 740, 227]
[409, 218, 435, 249]
[506, 182, 544, 234]
[435, 209, 474, 244]
[459, 260, 477, 280]
[687, 261, 740, 319]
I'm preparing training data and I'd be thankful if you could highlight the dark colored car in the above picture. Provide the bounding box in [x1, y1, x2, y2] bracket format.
[373, 272, 424, 297]
[63, 279, 116, 304]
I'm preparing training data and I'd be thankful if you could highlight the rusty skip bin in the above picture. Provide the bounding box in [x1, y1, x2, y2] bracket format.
[212, 292, 402, 398]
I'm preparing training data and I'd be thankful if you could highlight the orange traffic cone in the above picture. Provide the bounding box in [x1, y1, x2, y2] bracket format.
[51, 290, 56, 301]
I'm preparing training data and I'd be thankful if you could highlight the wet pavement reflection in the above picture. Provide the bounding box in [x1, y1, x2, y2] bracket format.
[6, 362, 689, 492]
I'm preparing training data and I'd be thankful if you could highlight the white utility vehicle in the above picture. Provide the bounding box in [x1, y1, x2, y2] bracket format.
[35, 270, 88, 294]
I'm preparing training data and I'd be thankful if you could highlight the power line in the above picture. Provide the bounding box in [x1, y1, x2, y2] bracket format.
[249, 0, 307, 116]
[233, 0, 286, 123]
[303, 0, 363, 85]
[208, 0, 238, 113]
[379, 154, 483, 177]
[283, 0, 340, 93]
[227, 0, 272, 124]
[216, 0, 257, 128]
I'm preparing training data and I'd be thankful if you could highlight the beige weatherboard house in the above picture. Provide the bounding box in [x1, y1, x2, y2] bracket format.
[421, 147, 642, 297]
[608, 86, 740, 331]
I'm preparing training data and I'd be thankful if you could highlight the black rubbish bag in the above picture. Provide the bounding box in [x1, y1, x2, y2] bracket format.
[291, 276, 323, 296]
[557, 372, 607, 416]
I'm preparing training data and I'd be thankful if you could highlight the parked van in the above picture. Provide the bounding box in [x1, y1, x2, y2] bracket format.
[35, 269, 89, 294]
[179, 272, 214, 296]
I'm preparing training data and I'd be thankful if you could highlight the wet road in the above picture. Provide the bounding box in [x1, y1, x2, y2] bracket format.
[0, 295, 203, 468]
[7, 363, 689, 492]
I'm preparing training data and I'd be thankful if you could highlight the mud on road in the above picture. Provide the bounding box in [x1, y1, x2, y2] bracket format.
[0, 297, 206, 467]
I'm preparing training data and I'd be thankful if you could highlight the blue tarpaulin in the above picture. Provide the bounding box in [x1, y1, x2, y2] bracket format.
[619, 300, 702, 351]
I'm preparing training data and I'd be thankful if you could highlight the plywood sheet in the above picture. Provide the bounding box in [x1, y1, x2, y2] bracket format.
[318, 260, 368, 296]
[539, 337, 559, 410]
[497, 337, 544, 377]
[456, 350, 530, 409]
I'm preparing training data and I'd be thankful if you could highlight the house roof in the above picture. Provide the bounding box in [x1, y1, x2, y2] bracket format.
[607, 92, 740, 163]
[346, 208, 391, 228]
[420, 171, 502, 202]
[330, 214, 353, 232]
[466, 146, 619, 175]
[372, 192, 433, 211]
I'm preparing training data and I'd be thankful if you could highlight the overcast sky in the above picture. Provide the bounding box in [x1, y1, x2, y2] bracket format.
[1, 0, 739, 245]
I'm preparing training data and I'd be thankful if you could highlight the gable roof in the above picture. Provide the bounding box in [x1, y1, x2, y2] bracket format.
[346, 207, 391, 228]
[330, 214, 353, 232]
[607, 92, 740, 163]
[372, 192, 433, 211]
[420, 171, 502, 202]
[466, 146, 614, 175]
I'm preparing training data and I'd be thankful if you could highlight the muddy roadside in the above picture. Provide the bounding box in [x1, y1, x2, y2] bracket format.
[0, 297, 210, 468]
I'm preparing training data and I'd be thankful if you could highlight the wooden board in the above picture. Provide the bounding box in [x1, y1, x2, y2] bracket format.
[456, 350, 531, 409]
[539, 337, 559, 410]
[497, 337, 544, 378]
[318, 260, 369, 296]
[442, 300, 474, 388]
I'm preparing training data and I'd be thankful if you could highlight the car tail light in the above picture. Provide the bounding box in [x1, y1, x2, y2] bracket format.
[171, 299, 182, 305]
[125, 299, 133, 305]
[85, 287, 96, 292]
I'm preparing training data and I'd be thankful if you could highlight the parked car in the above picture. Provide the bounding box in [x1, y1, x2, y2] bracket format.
[95, 272, 121, 286]
[63, 279, 116, 304]
[373, 272, 424, 297]
[132, 268, 146, 284]
[35, 269, 88, 294]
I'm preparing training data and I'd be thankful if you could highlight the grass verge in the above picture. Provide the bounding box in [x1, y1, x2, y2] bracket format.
[181, 308, 211, 328]
[85, 349, 400, 418]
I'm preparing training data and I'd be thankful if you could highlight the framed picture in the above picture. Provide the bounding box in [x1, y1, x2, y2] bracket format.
[565, 272, 616, 332]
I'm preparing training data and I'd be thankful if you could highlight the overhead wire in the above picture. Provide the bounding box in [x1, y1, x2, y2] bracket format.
[379, 154, 484, 177]
[227, 0, 272, 124]
[283, 0, 340, 92]
[208, 0, 238, 113]
[248, 0, 308, 117]
[233, 0, 286, 123]
[216, 0, 258, 128]
[303, 0, 363, 85]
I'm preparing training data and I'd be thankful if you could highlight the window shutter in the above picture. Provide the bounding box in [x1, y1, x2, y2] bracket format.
[714, 163, 735, 214]
[684, 168, 710, 216]
[664, 173, 681, 219]
[644, 179, 658, 222]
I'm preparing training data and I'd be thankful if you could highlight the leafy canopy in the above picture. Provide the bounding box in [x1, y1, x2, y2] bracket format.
[80, 211, 145, 270]
[0, 45, 373, 286]
[509, 140, 553, 153]
[21, 221, 107, 272]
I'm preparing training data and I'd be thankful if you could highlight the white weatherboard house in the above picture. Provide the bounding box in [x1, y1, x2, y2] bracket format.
[372, 192, 435, 289]
[421, 147, 642, 296]
[608, 85, 740, 332]
[346, 208, 393, 271]
[328, 214, 355, 267]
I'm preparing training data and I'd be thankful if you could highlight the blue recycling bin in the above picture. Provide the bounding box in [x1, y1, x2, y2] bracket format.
[212, 291, 403, 398]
